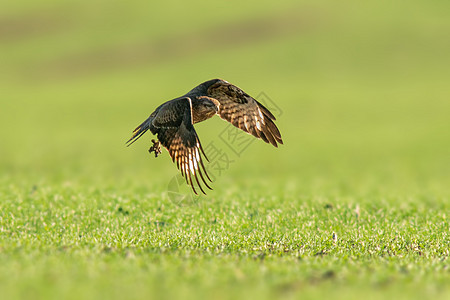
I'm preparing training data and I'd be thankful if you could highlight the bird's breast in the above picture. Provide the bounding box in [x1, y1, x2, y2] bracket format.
[192, 109, 216, 124]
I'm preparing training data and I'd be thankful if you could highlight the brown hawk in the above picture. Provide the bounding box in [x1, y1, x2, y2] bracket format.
[126, 79, 283, 195]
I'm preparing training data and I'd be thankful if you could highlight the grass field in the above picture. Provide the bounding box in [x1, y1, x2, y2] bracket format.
[1, 0, 449, 299]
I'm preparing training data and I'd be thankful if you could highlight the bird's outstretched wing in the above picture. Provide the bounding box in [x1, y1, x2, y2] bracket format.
[155, 97, 212, 195]
[206, 80, 283, 147]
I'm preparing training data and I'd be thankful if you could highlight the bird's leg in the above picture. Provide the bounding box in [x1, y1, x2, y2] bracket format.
[148, 139, 162, 158]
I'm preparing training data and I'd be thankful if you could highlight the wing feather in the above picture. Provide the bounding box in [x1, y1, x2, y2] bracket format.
[156, 97, 212, 195]
[265, 117, 282, 142]
[206, 80, 283, 147]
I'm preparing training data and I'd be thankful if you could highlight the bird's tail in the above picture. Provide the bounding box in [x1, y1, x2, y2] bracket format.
[126, 117, 152, 146]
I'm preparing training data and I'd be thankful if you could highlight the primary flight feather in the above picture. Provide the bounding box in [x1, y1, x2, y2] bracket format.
[126, 79, 283, 195]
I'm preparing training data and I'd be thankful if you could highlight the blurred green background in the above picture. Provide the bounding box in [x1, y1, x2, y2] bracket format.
[1, 0, 449, 196]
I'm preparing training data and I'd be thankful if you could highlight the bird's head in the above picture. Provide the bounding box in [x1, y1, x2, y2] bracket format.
[194, 96, 220, 118]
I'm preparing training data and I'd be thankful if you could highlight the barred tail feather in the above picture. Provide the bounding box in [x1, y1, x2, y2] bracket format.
[126, 118, 151, 146]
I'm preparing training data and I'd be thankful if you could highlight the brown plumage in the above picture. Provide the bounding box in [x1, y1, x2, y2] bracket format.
[126, 79, 283, 195]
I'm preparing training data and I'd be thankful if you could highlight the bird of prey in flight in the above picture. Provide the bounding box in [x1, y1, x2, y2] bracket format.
[126, 79, 283, 195]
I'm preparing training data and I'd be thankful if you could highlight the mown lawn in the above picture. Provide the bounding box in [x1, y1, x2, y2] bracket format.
[1, 0, 449, 299]
[1, 178, 448, 300]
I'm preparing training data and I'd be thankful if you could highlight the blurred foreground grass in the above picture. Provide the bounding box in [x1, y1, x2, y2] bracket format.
[0, 0, 449, 299]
